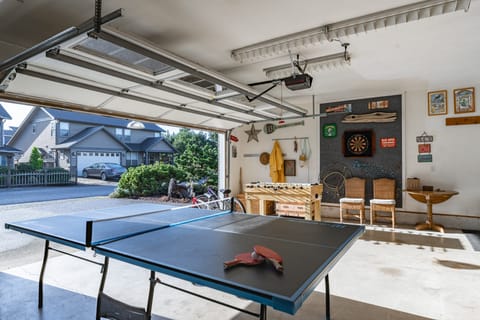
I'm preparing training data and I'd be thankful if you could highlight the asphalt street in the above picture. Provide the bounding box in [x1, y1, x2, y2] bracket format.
[0, 178, 118, 205]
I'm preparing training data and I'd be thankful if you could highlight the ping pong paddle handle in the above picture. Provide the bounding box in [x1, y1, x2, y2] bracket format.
[267, 258, 283, 272]
[224, 252, 263, 270]
[223, 259, 242, 269]
[253, 245, 284, 272]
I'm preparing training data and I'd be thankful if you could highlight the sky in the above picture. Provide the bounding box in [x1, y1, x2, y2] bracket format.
[1, 101, 180, 134]
[2, 102, 32, 128]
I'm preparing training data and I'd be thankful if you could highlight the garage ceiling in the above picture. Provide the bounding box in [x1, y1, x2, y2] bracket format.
[0, 0, 479, 132]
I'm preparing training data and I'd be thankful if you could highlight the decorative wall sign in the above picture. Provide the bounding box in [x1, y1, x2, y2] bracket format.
[343, 130, 374, 157]
[263, 120, 304, 134]
[322, 123, 337, 137]
[342, 112, 397, 123]
[418, 144, 431, 153]
[325, 104, 352, 113]
[428, 90, 448, 116]
[368, 100, 389, 110]
[380, 137, 396, 148]
[284, 160, 296, 176]
[416, 132, 433, 143]
[418, 154, 433, 163]
[454, 87, 475, 114]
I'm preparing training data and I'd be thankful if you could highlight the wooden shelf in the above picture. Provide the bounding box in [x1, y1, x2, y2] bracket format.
[445, 116, 480, 126]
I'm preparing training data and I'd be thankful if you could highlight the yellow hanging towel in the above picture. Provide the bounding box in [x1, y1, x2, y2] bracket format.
[269, 140, 285, 182]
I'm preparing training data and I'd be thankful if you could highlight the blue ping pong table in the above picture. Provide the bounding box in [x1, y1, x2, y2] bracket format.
[5, 203, 364, 320]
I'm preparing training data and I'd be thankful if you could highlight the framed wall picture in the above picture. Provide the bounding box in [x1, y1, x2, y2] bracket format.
[284, 160, 296, 176]
[427, 90, 448, 116]
[454, 87, 475, 113]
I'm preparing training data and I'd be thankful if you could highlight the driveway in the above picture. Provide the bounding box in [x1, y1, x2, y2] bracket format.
[0, 178, 118, 205]
[0, 180, 173, 270]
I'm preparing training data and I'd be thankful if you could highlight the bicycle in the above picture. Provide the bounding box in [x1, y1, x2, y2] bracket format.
[192, 186, 246, 213]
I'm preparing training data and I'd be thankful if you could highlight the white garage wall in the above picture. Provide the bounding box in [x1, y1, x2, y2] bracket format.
[229, 86, 480, 225]
[230, 118, 320, 192]
[404, 88, 480, 217]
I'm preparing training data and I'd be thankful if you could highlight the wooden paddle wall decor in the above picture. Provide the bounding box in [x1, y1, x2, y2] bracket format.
[445, 116, 480, 126]
[319, 94, 402, 205]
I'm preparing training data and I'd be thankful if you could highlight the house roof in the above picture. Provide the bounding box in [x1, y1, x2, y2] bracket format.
[0, 145, 21, 154]
[42, 107, 164, 132]
[0, 103, 12, 120]
[126, 137, 176, 153]
[54, 126, 130, 150]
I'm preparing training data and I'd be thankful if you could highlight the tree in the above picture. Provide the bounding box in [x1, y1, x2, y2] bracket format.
[29, 147, 44, 170]
[171, 129, 218, 184]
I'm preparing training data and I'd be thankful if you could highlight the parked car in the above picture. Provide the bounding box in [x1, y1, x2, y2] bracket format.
[82, 162, 126, 181]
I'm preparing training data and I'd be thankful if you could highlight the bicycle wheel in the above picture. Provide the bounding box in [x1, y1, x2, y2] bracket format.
[232, 198, 246, 213]
[193, 195, 210, 209]
[194, 195, 220, 210]
[222, 197, 246, 213]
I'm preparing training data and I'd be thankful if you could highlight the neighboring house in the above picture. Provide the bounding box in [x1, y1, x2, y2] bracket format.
[0, 104, 21, 168]
[7, 107, 176, 175]
[3, 126, 18, 145]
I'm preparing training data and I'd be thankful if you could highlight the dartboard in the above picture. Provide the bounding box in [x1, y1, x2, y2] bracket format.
[343, 130, 374, 157]
[347, 134, 369, 154]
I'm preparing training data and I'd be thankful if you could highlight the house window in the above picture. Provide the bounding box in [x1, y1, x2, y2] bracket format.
[154, 132, 160, 137]
[124, 129, 131, 142]
[115, 128, 123, 139]
[59, 122, 69, 137]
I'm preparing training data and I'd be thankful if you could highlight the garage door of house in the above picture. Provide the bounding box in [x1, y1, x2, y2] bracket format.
[76, 151, 121, 176]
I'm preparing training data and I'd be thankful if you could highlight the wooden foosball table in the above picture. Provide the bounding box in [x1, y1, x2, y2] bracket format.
[244, 182, 323, 221]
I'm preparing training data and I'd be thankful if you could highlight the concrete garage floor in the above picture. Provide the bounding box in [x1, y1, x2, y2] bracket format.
[1, 198, 479, 320]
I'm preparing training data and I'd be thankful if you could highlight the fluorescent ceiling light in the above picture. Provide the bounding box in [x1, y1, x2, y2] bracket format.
[263, 52, 350, 79]
[231, 0, 471, 63]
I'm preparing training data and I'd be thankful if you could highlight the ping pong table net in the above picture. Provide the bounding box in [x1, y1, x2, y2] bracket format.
[84, 203, 231, 247]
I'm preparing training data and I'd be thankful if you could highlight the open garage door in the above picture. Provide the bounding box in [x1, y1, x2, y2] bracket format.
[0, 10, 306, 133]
[76, 151, 121, 176]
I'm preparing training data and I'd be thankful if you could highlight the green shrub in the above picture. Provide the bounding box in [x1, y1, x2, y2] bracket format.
[16, 163, 35, 171]
[115, 162, 187, 198]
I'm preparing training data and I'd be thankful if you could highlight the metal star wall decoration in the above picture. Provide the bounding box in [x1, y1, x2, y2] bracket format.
[245, 124, 261, 142]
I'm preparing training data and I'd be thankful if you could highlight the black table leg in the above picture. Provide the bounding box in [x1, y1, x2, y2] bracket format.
[325, 274, 330, 320]
[146, 271, 157, 320]
[259, 304, 267, 319]
[38, 240, 49, 308]
[96, 256, 109, 320]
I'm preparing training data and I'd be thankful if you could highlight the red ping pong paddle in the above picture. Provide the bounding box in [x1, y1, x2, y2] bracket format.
[224, 252, 264, 270]
[253, 245, 283, 272]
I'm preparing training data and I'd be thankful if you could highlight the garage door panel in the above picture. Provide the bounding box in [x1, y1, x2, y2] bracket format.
[8, 73, 111, 106]
[77, 151, 120, 176]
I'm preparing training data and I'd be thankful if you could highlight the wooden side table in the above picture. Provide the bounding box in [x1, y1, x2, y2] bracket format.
[405, 190, 458, 232]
